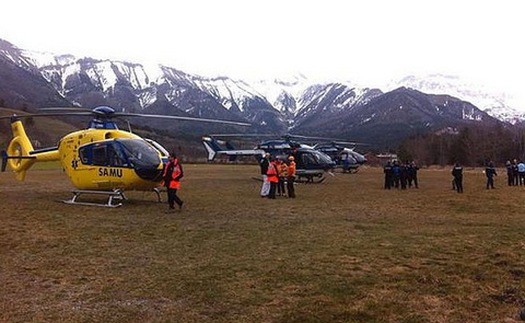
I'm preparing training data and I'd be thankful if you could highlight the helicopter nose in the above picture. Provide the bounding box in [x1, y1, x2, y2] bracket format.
[134, 165, 164, 181]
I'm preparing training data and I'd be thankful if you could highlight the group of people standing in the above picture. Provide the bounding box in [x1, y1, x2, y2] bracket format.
[383, 160, 419, 190]
[505, 159, 525, 186]
[260, 152, 296, 199]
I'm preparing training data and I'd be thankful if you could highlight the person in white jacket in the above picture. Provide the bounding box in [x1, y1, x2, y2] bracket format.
[259, 153, 271, 197]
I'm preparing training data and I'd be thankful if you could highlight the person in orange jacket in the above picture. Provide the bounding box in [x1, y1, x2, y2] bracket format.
[287, 155, 296, 198]
[266, 157, 279, 199]
[276, 157, 287, 197]
[163, 152, 184, 211]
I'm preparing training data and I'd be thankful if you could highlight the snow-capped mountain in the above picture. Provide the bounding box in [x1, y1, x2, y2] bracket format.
[388, 74, 525, 124]
[0, 38, 509, 148]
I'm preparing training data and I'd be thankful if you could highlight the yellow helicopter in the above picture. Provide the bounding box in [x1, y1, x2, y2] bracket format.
[1, 106, 250, 207]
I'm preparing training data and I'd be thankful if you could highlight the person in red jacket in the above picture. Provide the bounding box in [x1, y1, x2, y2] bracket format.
[163, 152, 184, 212]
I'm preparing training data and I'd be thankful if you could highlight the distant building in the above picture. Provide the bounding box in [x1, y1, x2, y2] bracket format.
[376, 153, 398, 160]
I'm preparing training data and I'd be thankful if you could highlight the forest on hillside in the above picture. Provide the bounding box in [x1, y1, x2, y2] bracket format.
[397, 124, 525, 167]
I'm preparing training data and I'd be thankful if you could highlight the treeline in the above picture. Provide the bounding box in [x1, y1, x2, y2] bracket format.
[396, 124, 525, 167]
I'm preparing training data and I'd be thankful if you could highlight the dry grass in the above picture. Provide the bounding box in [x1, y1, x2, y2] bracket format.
[1, 165, 525, 322]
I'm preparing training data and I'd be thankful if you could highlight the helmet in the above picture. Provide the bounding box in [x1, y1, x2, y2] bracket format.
[288, 156, 295, 161]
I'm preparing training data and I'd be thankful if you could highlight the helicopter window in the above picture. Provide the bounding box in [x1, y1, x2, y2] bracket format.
[92, 145, 107, 165]
[107, 143, 127, 167]
[144, 138, 169, 158]
[78, 141, 130, 167]
[117, 139, 161, 168]
[79, 148, 90, 164]
[301, 153, 318, 166]
[313, 150, 333, 164]
[341, 153, 357, 164]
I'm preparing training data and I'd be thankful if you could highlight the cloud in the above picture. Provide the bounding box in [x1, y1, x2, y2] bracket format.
[1, 0, 524, 107]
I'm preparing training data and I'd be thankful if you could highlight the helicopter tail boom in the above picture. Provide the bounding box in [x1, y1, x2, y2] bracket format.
[4, 119, 59, 180]
[201, 136, 264, 161]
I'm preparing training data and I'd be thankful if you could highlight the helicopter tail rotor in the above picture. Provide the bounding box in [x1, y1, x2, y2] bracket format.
[5, 119, 37, 180]
[4, 118, 60, 180]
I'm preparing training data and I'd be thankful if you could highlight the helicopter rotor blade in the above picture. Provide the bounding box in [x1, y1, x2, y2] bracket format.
[209, 133, 338, 140]
[0, 112, 94, 120]
[39, 107, 92, 112]
[292, 135, 368, 146]
[207, 133, 274, 138]
[35, 112, 94, 117]
[287, 134, 351, 142]
[329, 140, 368, 146]
[115, 113, 251, 127]
[2, 106, 251, 127]
[40, 107, 251, 126]
[205, 133, 367, 146]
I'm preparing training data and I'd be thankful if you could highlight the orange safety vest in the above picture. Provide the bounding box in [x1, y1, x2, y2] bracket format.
[267, 162, 279, 183]
[279, 163, 288, 177]
[163, 159, 183, 189]
[287, 161, 296, 177]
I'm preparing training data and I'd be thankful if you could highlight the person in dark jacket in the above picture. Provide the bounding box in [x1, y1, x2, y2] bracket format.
[452, 162, 463, 193]
[399, 161, 408, 190]
[392, 160, 400, 188]
[409, 160, 419, 188]
[383, 161, 393, 189]
[485, 161, 497, 189]
[512, 159, 519, 185]
[287, 155, 296, 198]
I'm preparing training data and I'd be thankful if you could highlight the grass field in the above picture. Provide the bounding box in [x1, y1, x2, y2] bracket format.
[1, 165, 525, 322]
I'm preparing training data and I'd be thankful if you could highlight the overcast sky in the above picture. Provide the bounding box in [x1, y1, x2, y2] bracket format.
[1, 0, 524, 105]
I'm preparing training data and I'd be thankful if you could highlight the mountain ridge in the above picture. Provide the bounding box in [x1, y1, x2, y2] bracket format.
[0, 38, 511, 149]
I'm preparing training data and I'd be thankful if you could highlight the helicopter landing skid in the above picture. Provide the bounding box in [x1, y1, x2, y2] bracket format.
[296, 176, 326, 184]
[63, 189, 127, 207]
[153, 187, 164, 202]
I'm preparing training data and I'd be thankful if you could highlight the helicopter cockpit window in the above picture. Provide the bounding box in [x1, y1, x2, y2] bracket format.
[301, 153, 317, 166]
[313, 150, 333, 164]
[341, 153, 357, 164]
[117, 139, 161, 169]
[144, 138, 169, 158]
[107, 143, 127, 167]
